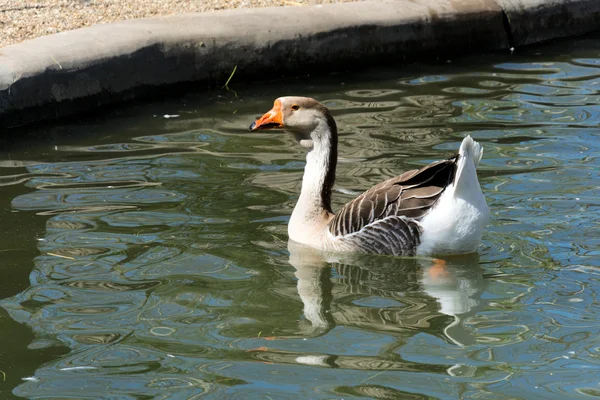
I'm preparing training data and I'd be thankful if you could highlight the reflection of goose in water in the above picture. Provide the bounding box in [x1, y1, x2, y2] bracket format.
[288, 240, 487, 347]
[248, 241, 488, 376]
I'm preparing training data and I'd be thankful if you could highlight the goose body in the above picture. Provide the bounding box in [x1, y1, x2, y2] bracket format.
[250, 97, 489, 256]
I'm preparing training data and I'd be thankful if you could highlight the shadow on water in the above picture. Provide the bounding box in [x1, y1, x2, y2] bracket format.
[0, 32, 600, 399]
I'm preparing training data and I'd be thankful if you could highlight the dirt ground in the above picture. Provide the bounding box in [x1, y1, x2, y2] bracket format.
[0, 0, 353, 48]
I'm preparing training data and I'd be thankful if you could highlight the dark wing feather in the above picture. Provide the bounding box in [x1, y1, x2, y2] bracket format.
[340, 216, 423, 256]
[328, 156, 458, 239]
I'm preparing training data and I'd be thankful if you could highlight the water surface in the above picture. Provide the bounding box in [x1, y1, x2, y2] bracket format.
[1, 34, 600, 399]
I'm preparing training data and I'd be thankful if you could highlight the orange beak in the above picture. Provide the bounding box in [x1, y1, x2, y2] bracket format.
[249, 99, 284, 131]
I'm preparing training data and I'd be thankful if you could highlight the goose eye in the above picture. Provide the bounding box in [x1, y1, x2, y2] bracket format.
[291, 104, 300, 111]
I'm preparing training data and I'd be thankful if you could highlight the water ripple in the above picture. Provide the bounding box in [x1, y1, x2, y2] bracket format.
[2, 33, 600, 399]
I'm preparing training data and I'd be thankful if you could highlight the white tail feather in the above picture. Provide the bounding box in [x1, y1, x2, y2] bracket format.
[453, 135, 483, 195]
[416, 135, 489, 255]
[460, 135, 483, 168]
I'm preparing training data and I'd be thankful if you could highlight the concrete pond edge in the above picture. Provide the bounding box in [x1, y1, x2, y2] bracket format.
[1, 0, 600, 129]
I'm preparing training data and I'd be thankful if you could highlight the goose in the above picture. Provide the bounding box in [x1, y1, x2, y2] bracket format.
[249, 96, 489, 256]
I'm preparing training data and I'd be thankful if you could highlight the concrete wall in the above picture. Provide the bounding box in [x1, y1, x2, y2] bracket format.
[1, 0, 599, 129]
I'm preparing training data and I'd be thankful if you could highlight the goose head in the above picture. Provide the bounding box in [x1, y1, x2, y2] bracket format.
[249, 96, 337, 148]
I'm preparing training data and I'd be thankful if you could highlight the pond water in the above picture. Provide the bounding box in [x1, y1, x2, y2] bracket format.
[1, 32, 600, 400]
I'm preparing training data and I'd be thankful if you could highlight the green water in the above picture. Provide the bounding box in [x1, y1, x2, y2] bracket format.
[1, 33, 600, 399]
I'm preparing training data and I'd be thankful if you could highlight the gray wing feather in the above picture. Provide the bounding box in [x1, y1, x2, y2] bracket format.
[328, 156, 458, 253]
[342, 216, 423, 256]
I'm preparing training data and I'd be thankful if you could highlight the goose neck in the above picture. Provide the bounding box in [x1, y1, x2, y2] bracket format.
[300, 119, 337, 215]
[289, 117, 338, 240]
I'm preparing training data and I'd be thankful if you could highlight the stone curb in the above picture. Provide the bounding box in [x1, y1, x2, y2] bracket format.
[1, 0, 599, 129]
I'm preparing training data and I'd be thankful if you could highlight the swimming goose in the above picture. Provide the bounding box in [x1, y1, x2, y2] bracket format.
[249, 96, 489, 256]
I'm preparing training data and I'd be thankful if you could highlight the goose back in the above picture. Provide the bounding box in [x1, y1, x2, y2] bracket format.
[328, 155, 458, 241]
